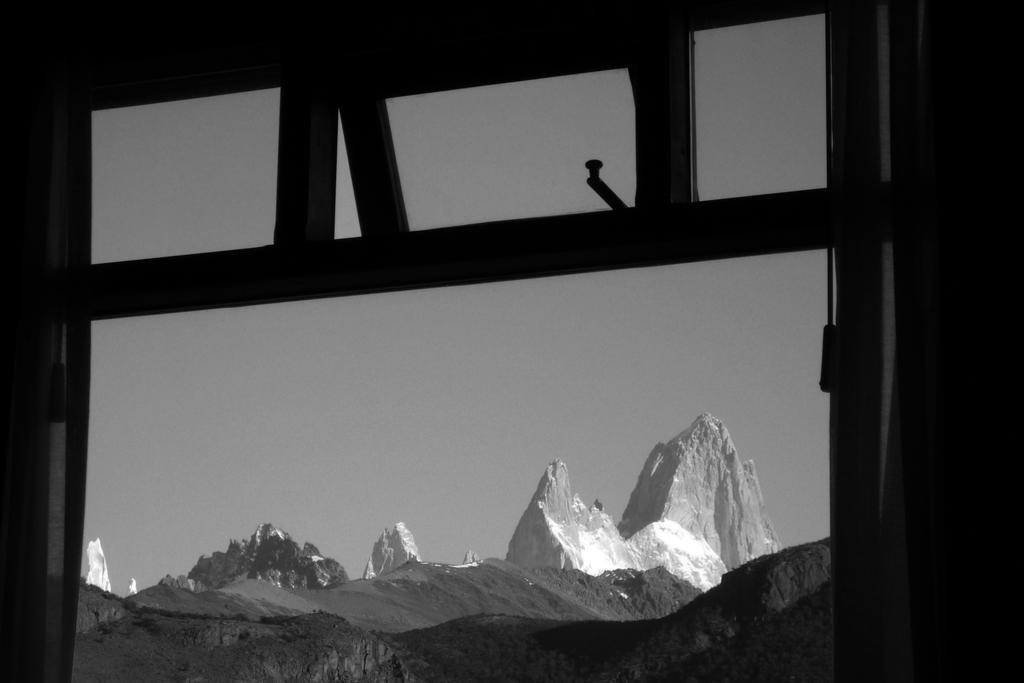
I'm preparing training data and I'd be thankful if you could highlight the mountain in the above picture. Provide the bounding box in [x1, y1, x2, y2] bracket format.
[462, 549, 481, 564]
[507, 460, 636, 574]
[85, 538, 111, 593]
[506, 458, 726, 589]
[619, 412, 780, 569]
[362, 522, 420, 579]
[186, 523, 348, 590]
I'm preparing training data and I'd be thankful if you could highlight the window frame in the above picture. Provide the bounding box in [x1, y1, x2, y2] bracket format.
[87, 3, 828, 318]
[73, 0, 834, 674]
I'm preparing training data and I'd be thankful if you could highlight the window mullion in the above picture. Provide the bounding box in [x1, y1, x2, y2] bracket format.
[339, 89, 409, 237]
[274, 51, 338, 245]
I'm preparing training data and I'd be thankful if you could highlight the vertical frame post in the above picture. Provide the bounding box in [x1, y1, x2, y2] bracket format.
[274, 46, 339, 245]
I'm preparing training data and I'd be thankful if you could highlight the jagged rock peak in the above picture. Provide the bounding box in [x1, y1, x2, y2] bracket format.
[534, 459, 569, 496]
[85, 538, 111, 593]
[250, 522, 290, 547]
[675, 411, 726, 441]
[462, 550, 481, 564]
[127, 578, 137, 596]
[187, 523, 348, 590]
[618, 413, 780, 570]
[363, 522, 421, 579]
[506, 459, 725, 589]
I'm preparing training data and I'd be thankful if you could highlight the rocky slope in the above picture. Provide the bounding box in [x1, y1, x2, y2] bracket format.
[619, 412, 780, 569]
[186, 523, 348, 590]
[527, 565, 702, 621]
[73, 608, 409, 682]
[76, 581, 125, 634]
[363, 522, 421, 579]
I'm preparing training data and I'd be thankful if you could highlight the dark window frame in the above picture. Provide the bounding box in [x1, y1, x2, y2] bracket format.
[87, 2, 828, 318]
[74, 0, 833, 674]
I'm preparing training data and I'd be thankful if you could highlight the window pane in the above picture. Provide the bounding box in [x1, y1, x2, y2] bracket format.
[78, 252, 829, 678]
[81, 251, 827, 589]
[92, 88, 280, 262]
[335, 112, 361, 238]
[693, 14, 826, 200]
[387, 69, 636, 230]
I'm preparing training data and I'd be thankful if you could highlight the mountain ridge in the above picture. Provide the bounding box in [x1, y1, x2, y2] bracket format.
[186, 523, 349, 591]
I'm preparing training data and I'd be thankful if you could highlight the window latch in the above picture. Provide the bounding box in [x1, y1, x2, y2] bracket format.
[585, 160, 627, 211]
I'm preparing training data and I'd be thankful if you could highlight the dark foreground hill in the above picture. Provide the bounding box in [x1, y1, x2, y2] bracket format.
[74, 609, 407, 682]
[74, 540, 830, 681]
[388, 539, 831, 682]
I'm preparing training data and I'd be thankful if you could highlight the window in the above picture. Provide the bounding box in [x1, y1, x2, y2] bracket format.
[19, 4, 928, 681]
[75, 10, 833, 678]
[83, 253, 829, 595]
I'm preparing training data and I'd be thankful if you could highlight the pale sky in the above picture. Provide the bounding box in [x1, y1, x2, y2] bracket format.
[83, 15, 826, 594]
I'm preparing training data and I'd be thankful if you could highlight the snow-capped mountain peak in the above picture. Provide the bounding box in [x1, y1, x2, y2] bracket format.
[619, 413, 780, 569]
[506, 414, 780, 589]
[506, 457, 721, 587]
[85, 538, 112, 593]
[363, 522, 421, 579]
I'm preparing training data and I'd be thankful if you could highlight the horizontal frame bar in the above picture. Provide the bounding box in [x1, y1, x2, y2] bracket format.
[88, 189, 827, 319]
[348, 30, 631, 101]
[690, 0, 825, 31]
[91, 40, 282, 110]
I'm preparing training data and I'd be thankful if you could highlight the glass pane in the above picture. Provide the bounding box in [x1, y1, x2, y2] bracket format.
[335, 112, 361, 238]
[81, 251, 827, 592]
[387, 69, 636, 230]
[78, 253, 830, 678]
[91, 88, 280, 262]
[693, 14, 826, 200]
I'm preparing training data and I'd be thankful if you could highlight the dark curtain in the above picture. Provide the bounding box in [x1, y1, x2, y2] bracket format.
[829, 0, 950, 680]
[1, 56, 90, 682]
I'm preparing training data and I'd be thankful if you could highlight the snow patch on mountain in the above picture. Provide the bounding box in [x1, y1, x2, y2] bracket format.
[627, 520, 726, 590]
[85, 538, 111, 592]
